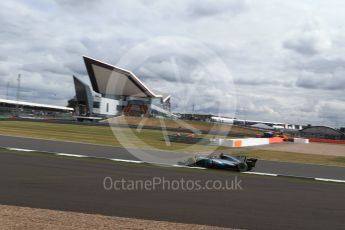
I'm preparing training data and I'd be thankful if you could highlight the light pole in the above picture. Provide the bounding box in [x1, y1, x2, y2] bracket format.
[15, 74, 21, 117]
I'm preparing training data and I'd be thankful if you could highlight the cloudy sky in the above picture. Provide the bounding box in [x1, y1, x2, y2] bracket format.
[0, 0, 344, 127]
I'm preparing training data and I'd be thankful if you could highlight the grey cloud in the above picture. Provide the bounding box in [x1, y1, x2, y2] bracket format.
[293, 57, 345, 91]
[22, 60, 68, 75]
[0, 56, 7, 61]
[135, 55, 209, 84]
[293, 58, 345, 74]
[317, 100, 345, 125]
[187, 0, 249, 18]
[0, 0, 344, 127]
[64, 60, 88, 76]
[296, 71, 345, 90]
[283, 22, 331, 56]
[234, 77, 284, 86]
[0, 68, 8, 77]
[236, 95, 281, 119]
[284, 39, 322, 56]
[54, 0, 105, 11]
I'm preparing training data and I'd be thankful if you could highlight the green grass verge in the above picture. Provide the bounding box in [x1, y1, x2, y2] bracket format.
[0, 120, 344, 167]
[0, 120, 227, 152]
[105, 116, 262, 136]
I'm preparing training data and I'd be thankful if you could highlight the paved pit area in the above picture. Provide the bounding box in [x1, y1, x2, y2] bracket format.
[253, 142, 345, 157]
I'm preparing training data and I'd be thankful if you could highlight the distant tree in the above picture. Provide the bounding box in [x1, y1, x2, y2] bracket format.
[67, 97, 77, 108]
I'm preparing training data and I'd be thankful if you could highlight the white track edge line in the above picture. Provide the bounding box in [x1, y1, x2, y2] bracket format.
[172, 164, 206, 169]
[7, 147, 35, 152]
[55, 153, 87, 158]
[110, 158, 143, 164]
[3, 147, 345, 183]
[314, 178, 345, 183]
[242, 171, 278, 176]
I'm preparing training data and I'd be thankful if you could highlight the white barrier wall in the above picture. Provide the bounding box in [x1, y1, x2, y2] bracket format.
[210, 138, 237, 147]
[240, 138, 269, 147]
[209, 139, 222, 146]
[222, 139, 237, 147]
[210, 137, 309, 148]
[210, 138, 270, 147]
[293, 138, 309, 144]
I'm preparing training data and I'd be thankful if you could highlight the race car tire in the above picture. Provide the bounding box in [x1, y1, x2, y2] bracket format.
[238, 163, 248, 172]
[247, 166, 253, 171]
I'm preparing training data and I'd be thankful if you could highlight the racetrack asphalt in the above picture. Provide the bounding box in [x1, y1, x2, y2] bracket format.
[0, 134, 344, 180]
[0, 150, 344, 230]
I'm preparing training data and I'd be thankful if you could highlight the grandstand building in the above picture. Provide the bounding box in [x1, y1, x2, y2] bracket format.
[299, 126, 345, 140]
[72, 56, 175, 118]
[0, 98, 73, 118]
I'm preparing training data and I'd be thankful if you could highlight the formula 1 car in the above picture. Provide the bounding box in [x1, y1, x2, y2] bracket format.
[181, 153, 258, 172]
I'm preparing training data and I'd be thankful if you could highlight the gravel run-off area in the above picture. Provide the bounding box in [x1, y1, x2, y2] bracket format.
[0, 205, 237, 230]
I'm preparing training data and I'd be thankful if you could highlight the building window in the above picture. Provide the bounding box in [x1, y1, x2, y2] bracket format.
[93, 101, 100, 109]
[106, 103, 109, 112]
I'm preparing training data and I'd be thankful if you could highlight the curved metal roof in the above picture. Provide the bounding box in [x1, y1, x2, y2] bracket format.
[83, 56, 164, 98]
[0, 98, 73, 111]
[300, 126, 344, 135]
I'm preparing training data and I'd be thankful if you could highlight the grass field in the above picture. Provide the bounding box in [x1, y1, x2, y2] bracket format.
[0, 120, 229, 152]
[0, 120, 344, 167]
[105, 116, 262, 136]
